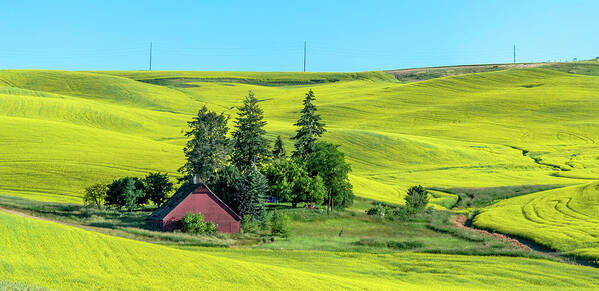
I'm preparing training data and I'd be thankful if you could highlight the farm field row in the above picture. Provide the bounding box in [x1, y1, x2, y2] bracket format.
[1, 210, 599, 290]
[2, 63, 599, 203]
[474, 182, 599, 263]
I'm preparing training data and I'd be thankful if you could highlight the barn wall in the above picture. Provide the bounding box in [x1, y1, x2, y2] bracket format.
[163, 191, 240, 233]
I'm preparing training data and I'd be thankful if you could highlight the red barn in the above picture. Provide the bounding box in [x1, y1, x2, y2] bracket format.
[146, 183, 241, 233]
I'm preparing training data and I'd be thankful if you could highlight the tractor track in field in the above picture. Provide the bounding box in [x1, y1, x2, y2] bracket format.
[451, 215, 598, 267]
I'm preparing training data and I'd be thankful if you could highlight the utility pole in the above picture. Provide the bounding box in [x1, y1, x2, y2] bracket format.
[513, 44, 516, 64]
[303, 40, 307, 72]
[149, 42, 153, 71]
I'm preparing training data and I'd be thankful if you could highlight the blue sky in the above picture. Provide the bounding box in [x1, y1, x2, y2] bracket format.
[1, 0, 597, 71]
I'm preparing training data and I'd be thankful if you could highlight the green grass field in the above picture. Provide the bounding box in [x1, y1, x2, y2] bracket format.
[2, 61, 599, 204]
[474, 182, 599, 263]
[2, 61, 599, 288]
[2, 211, 599, 290]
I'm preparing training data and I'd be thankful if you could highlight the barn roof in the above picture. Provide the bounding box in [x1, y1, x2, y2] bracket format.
[146, 183, 241, 221]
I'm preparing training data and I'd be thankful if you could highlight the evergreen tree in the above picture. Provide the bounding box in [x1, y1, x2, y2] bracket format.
[211, 165, 243, 211]
[237, 165, 268, 221]
[231, 91, 270, 170]
[292, 89, 326, 158]
[271, 135, 287, 159]
[180, 106, 230, 184]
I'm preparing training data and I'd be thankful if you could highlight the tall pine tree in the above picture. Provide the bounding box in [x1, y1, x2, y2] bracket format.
[180, 106, 230, 184]
[271, 135, 287, 159]
[237, 165, 268, 221]
[231, 91, 270, 170]
[291, 89, 326, 158]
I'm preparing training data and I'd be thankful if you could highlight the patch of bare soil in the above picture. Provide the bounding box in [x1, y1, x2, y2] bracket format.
[451, 215, 531, 250]
[385, 63, 549, 83]
[451, 215, 599, 267]
[385, 63, 546, 75]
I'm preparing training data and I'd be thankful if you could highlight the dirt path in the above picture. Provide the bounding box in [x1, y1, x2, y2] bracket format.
[451, 215, 598, 267]
[451, 215, 531, 250]
[0, 205, 121, 235]
[0, 206, 54, 222]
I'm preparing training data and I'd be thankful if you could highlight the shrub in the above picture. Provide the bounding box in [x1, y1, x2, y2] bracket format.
[405, 185, 429, 215]
[390, 205, 411, 221]
[386, 240, 424, 250]
[205, 222, 217, 235]
[240, 216, 258, 234]
[365, 202, 391, 217]
[181, 212, 206, 234]
[270, 212, 290, 237]
[356, 238, 424, 250]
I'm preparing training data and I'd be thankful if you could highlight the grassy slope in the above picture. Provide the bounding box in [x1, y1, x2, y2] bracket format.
[474, 182, 599, 263]
[205, 248, 599, 290]
[0, 211, 399, 290]
[1, 211, 599, 290]
[1, 65, 599, 288]
[1, 65, 599, 205]
[89, 67, 599, 199]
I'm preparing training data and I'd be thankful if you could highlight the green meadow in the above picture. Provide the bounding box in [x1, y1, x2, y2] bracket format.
[2, 61, 599, 289]
[2, 211, 599, 290]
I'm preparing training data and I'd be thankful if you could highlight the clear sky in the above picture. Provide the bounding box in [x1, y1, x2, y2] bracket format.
[1, 0, 597, 72]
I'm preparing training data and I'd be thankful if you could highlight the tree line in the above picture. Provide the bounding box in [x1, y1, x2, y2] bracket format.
[83, 172, 173, 209]
[181, 89, 354, 222]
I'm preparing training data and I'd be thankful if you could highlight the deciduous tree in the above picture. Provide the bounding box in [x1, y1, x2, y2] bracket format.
[83, 183, 107, 209]
[264, 159, 326, 207]
[143, 172, 173, 207]
[105, 177, 145, 209]
[305, 141, 353, 213]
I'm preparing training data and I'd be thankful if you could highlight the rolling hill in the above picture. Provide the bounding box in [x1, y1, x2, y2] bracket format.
[474, 182, 599, 263]
[1, 210, 598, 290]
[2, 62, 599, 204]
[2, 61, 599, 289]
